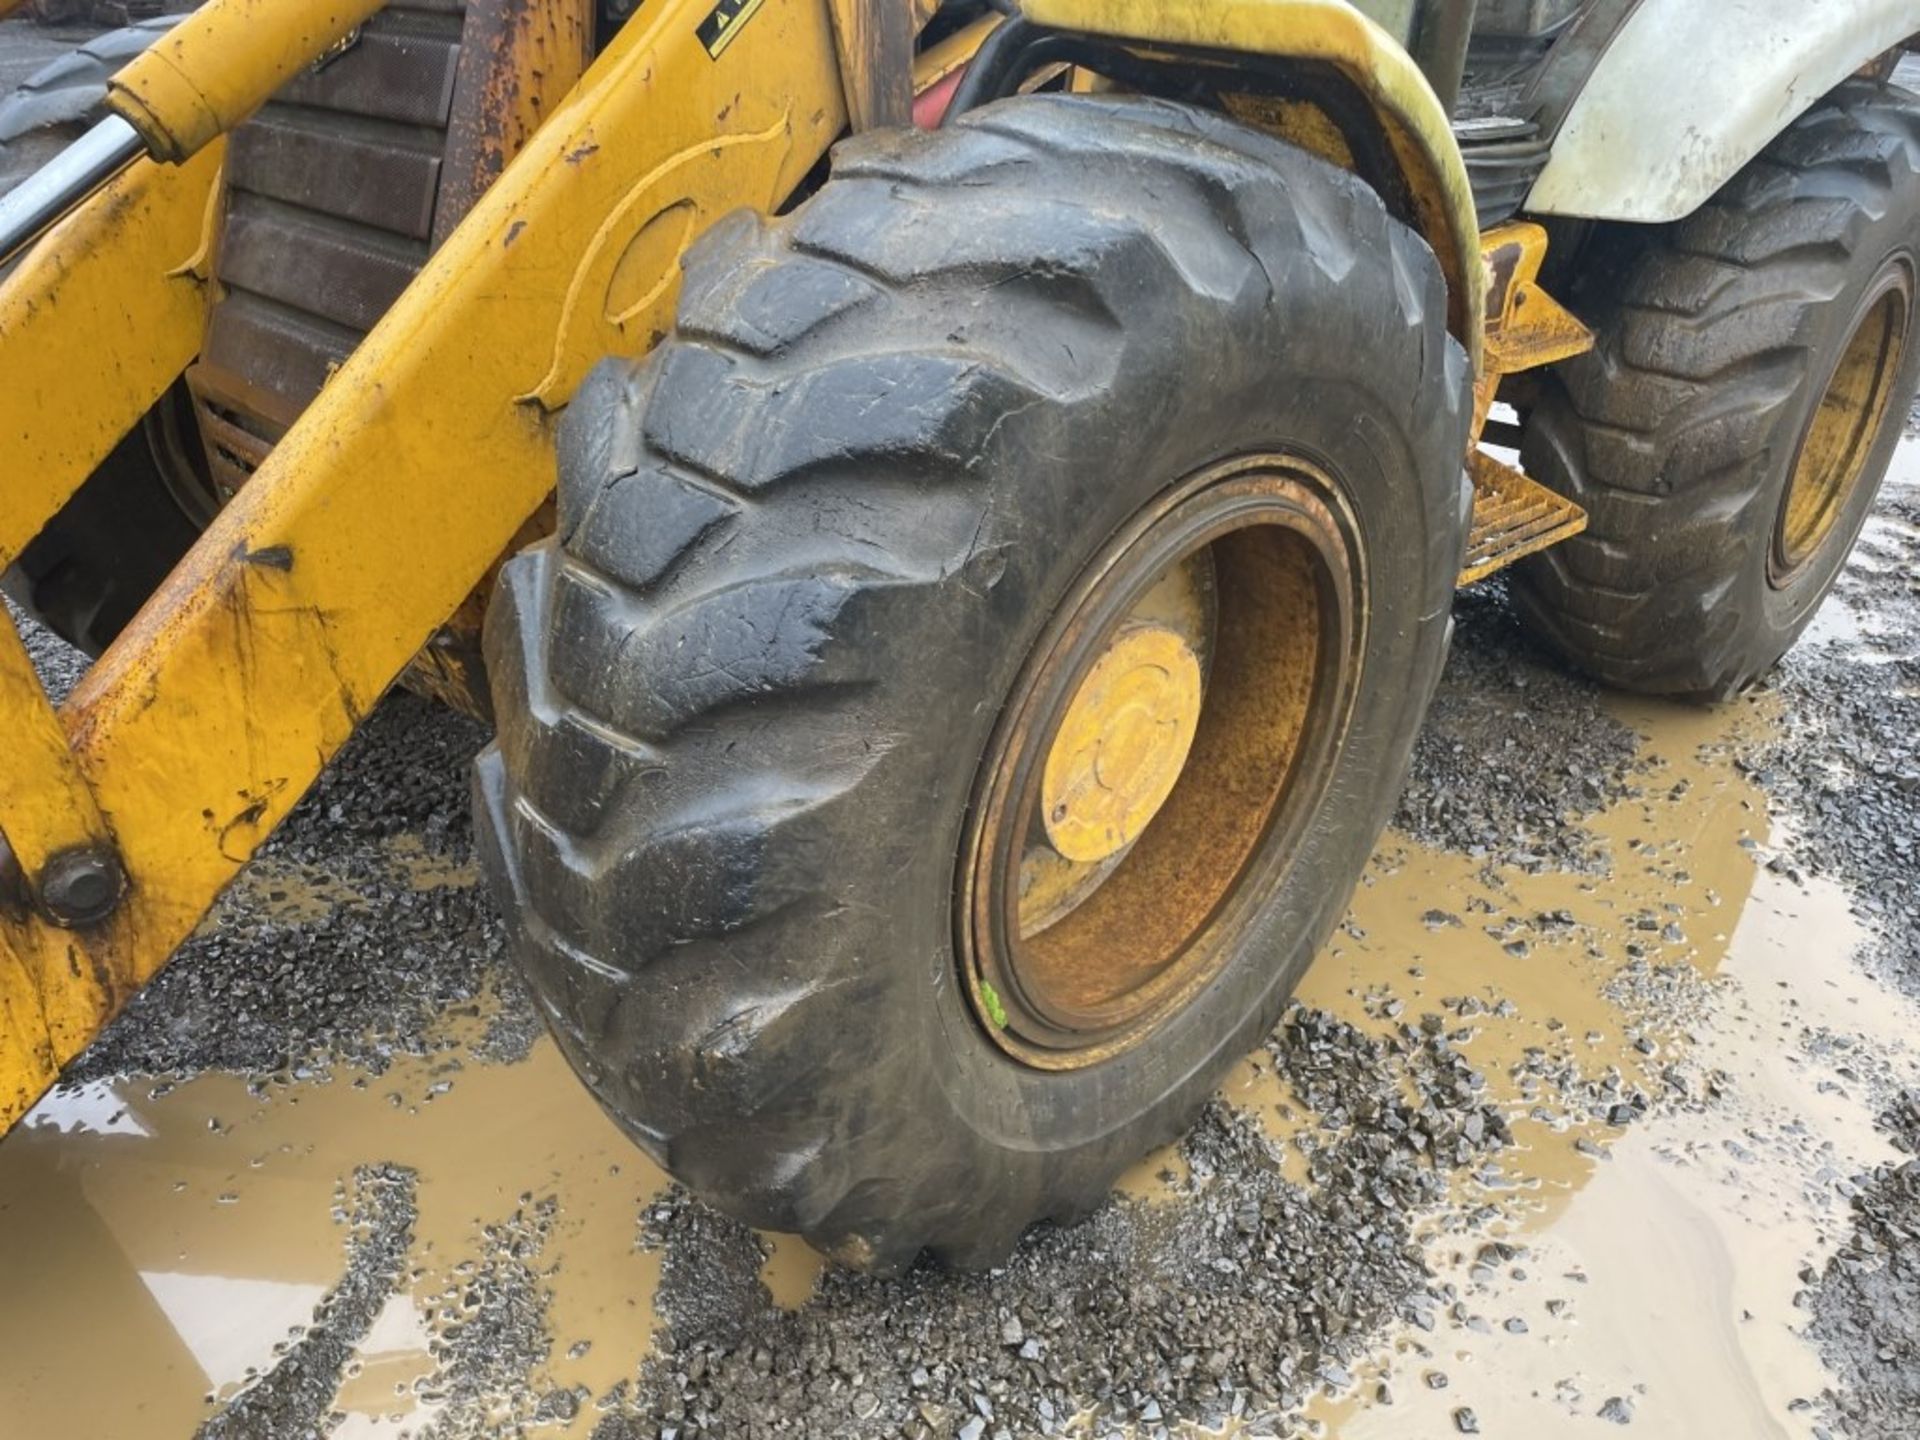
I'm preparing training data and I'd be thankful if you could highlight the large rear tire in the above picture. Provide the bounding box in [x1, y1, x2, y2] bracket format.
[1514, 80, 1920, 699]
[476, 95, 1471, 1270]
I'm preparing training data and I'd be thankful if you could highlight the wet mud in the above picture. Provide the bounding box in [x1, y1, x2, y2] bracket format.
[4, 442, 1920, 1436]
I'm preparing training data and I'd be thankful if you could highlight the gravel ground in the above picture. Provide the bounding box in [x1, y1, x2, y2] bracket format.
[1393, 583, 1645, 875]
[1809, 1095, 1920, 1440]
[594, 1010, 1511, 1440]
[198, 1165, 421, 1440]
[1748, 438, 1920, 1438]
[1, 575, 1783, 1440]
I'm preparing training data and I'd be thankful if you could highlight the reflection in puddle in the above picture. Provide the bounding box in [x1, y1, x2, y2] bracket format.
[0, 1043, 702, 1437]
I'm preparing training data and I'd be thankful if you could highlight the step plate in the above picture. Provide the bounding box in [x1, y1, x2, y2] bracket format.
[1460, 448, 1587, 585]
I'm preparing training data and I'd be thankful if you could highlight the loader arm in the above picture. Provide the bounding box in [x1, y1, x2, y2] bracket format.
[0, 0, 851, 1130]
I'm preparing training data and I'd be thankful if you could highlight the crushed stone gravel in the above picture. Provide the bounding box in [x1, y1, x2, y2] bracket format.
[1395, 584, 1645, 876]
[1808, 1095, 1920, 1440]
[587, 1006, 1513, 1440]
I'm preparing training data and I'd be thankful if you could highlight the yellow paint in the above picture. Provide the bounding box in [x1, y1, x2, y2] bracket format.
[1041, 626, 1204, 864]
[0, 142, 225, 572]
[1026, 0, 1485, 371]
[1775, 272, 1910, 581]
[1473, 218, 1595, 436]
[0, 614, 112, 884]
[0, 0, 849, 1136]
[107, 0, 387, 162]
[1459, 449, 1587, 585]
[1459, 221, 1594, 580]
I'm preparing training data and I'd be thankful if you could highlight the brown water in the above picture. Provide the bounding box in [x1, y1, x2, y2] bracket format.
[1, 608, 1910, 1438]
[1289, 697, 1916, 1438]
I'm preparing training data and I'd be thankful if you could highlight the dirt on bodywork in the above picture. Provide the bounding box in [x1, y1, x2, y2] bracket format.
[2, 441, 1920, 1438]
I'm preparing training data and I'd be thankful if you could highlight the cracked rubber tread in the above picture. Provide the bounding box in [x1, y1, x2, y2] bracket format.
[1514, 81, 1920, 699]
[476, 95, 1471, 1271]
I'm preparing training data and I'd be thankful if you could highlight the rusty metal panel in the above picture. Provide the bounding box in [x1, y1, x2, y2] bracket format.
[184, 363, 283, 501]
[827, 0, 915, 131]
[432, 0, 591, 246]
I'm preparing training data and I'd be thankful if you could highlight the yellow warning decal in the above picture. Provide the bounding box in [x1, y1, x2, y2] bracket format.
[697, 0, 765, 58]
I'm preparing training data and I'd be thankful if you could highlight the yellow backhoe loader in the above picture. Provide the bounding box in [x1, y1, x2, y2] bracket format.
[3, 0, 1917, 1269]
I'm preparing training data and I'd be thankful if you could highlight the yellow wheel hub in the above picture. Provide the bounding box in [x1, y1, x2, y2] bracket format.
[1040, 625, 1204, 864]
[1774, 270, 1911, 584]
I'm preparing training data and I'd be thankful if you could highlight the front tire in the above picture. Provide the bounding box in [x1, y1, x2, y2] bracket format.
[476, 95, 1470, 1270]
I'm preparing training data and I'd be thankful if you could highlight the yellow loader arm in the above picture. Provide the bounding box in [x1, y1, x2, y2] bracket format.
[0, 0, 853, 1127]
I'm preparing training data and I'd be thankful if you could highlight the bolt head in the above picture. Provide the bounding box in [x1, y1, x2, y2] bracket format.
[39, 847, 124, 926]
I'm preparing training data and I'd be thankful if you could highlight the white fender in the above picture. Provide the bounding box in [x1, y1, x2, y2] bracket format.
[1527, 0, 1920, 222]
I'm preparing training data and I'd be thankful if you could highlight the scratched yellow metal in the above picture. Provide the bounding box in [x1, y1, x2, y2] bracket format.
[0, 608, 119, 1127]
[0, 0, 849, 1133]
[1460, 221, 1594, 582]
[0, 142, 225, 573]
[108, 0, 387, 162]
[433, 0, 592, 247]
[0, 614, 113, 881]
[1024, 0, 1485, 372]
[1474, 218, 1595, 433]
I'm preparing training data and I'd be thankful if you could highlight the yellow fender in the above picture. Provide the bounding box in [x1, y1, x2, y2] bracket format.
[1024, 0, 1485, 375]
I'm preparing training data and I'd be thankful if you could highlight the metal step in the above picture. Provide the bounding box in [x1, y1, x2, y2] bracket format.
[1459, 448, 1587, 585]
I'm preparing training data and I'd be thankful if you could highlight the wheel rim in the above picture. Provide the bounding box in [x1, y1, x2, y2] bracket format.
[1772, 263, 1913, 586]
[958, 455, 1365, 1069]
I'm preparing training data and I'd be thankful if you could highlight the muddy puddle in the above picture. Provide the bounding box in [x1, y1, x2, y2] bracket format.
[2, 558, 1914, 1438]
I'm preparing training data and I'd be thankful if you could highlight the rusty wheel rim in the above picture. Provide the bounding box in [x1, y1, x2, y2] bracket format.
[1772, 263, 1913, 586]
[958, 455, 1365, 1069]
